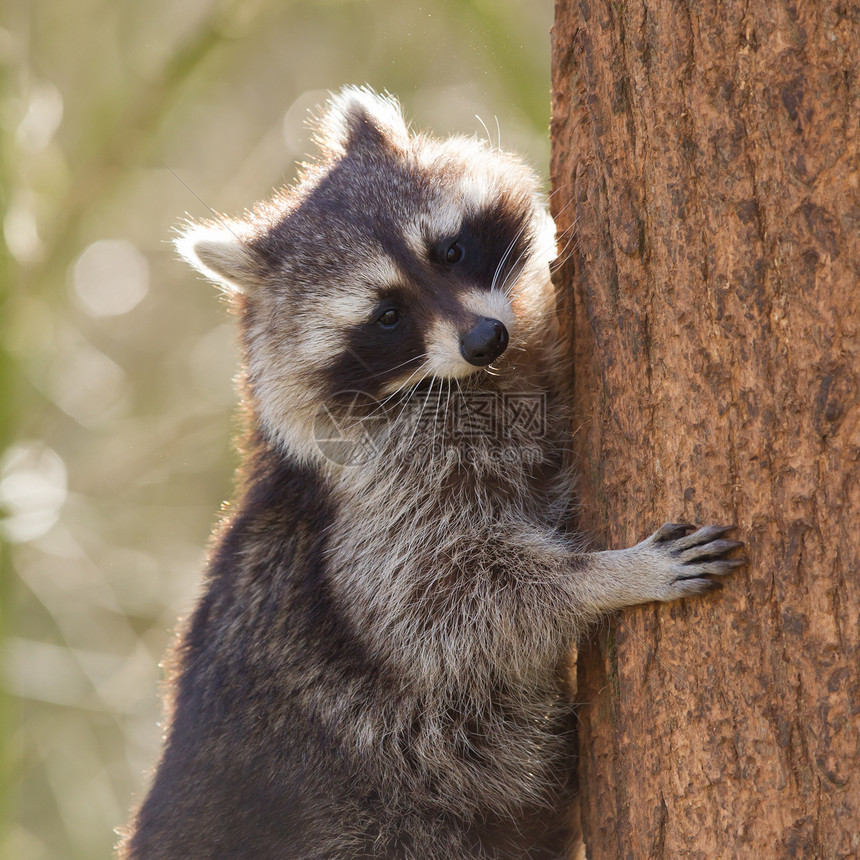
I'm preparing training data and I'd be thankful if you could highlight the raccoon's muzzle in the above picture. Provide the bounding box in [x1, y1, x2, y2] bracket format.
[460, 318, 509, 366]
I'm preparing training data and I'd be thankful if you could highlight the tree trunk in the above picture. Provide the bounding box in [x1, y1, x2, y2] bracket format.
[550, 1, 860, 857]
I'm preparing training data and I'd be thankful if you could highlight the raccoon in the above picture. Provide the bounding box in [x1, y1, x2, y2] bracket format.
[120, 88, 744, 859]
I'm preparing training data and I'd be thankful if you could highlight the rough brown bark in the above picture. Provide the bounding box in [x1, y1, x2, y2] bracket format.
[550, 1, 860, 857]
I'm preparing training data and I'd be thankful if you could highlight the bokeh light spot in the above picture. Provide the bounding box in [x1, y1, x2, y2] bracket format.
[72, 239, 150, 317]
[16, 79, 64, 152]
[0, 442, 68, 542]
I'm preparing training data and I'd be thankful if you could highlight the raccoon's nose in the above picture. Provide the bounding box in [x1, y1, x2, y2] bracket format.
[460, 318, 509, 366]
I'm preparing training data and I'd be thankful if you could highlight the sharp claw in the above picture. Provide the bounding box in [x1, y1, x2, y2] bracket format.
[688, 558, 747, 575]
[670, 576, 724, 597]
[653, 522, 695, 542]
[680, 539, 744, 562]
[672, 524, 737, 550]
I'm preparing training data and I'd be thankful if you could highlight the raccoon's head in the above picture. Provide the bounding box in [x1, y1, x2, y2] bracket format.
[177, 87, 557, 463]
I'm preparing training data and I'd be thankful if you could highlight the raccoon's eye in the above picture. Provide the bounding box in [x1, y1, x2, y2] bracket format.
[434, 238, 464, 266]
[444, 241, 464, 265]
[376, 308, 401, 328]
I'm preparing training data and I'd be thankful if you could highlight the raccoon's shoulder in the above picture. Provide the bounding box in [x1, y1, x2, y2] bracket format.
[209, 433, 331, 576]
[182, 435, 332, 651]
[178, 435, 379, 679]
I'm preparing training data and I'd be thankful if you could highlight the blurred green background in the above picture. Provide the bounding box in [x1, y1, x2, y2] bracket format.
[0, 1, 552, 856]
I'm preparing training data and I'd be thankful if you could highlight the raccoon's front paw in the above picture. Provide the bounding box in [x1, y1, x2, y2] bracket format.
[644, 522, 746, 601]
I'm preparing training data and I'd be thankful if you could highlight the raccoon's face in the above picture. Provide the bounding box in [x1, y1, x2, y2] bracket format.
[177, 88, 556, 461]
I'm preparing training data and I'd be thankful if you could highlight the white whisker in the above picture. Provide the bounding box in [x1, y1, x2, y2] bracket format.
[405, 375, 435, 450]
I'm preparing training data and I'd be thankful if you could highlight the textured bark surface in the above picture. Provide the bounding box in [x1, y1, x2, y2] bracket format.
[550, 1, 860, 858]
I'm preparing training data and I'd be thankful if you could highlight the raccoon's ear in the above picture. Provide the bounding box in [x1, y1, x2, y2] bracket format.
[174, 222, 260, 295]
[317, 86, 409, 158]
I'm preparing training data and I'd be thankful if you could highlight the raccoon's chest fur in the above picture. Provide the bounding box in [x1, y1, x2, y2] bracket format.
[323, 386, 573, 684]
